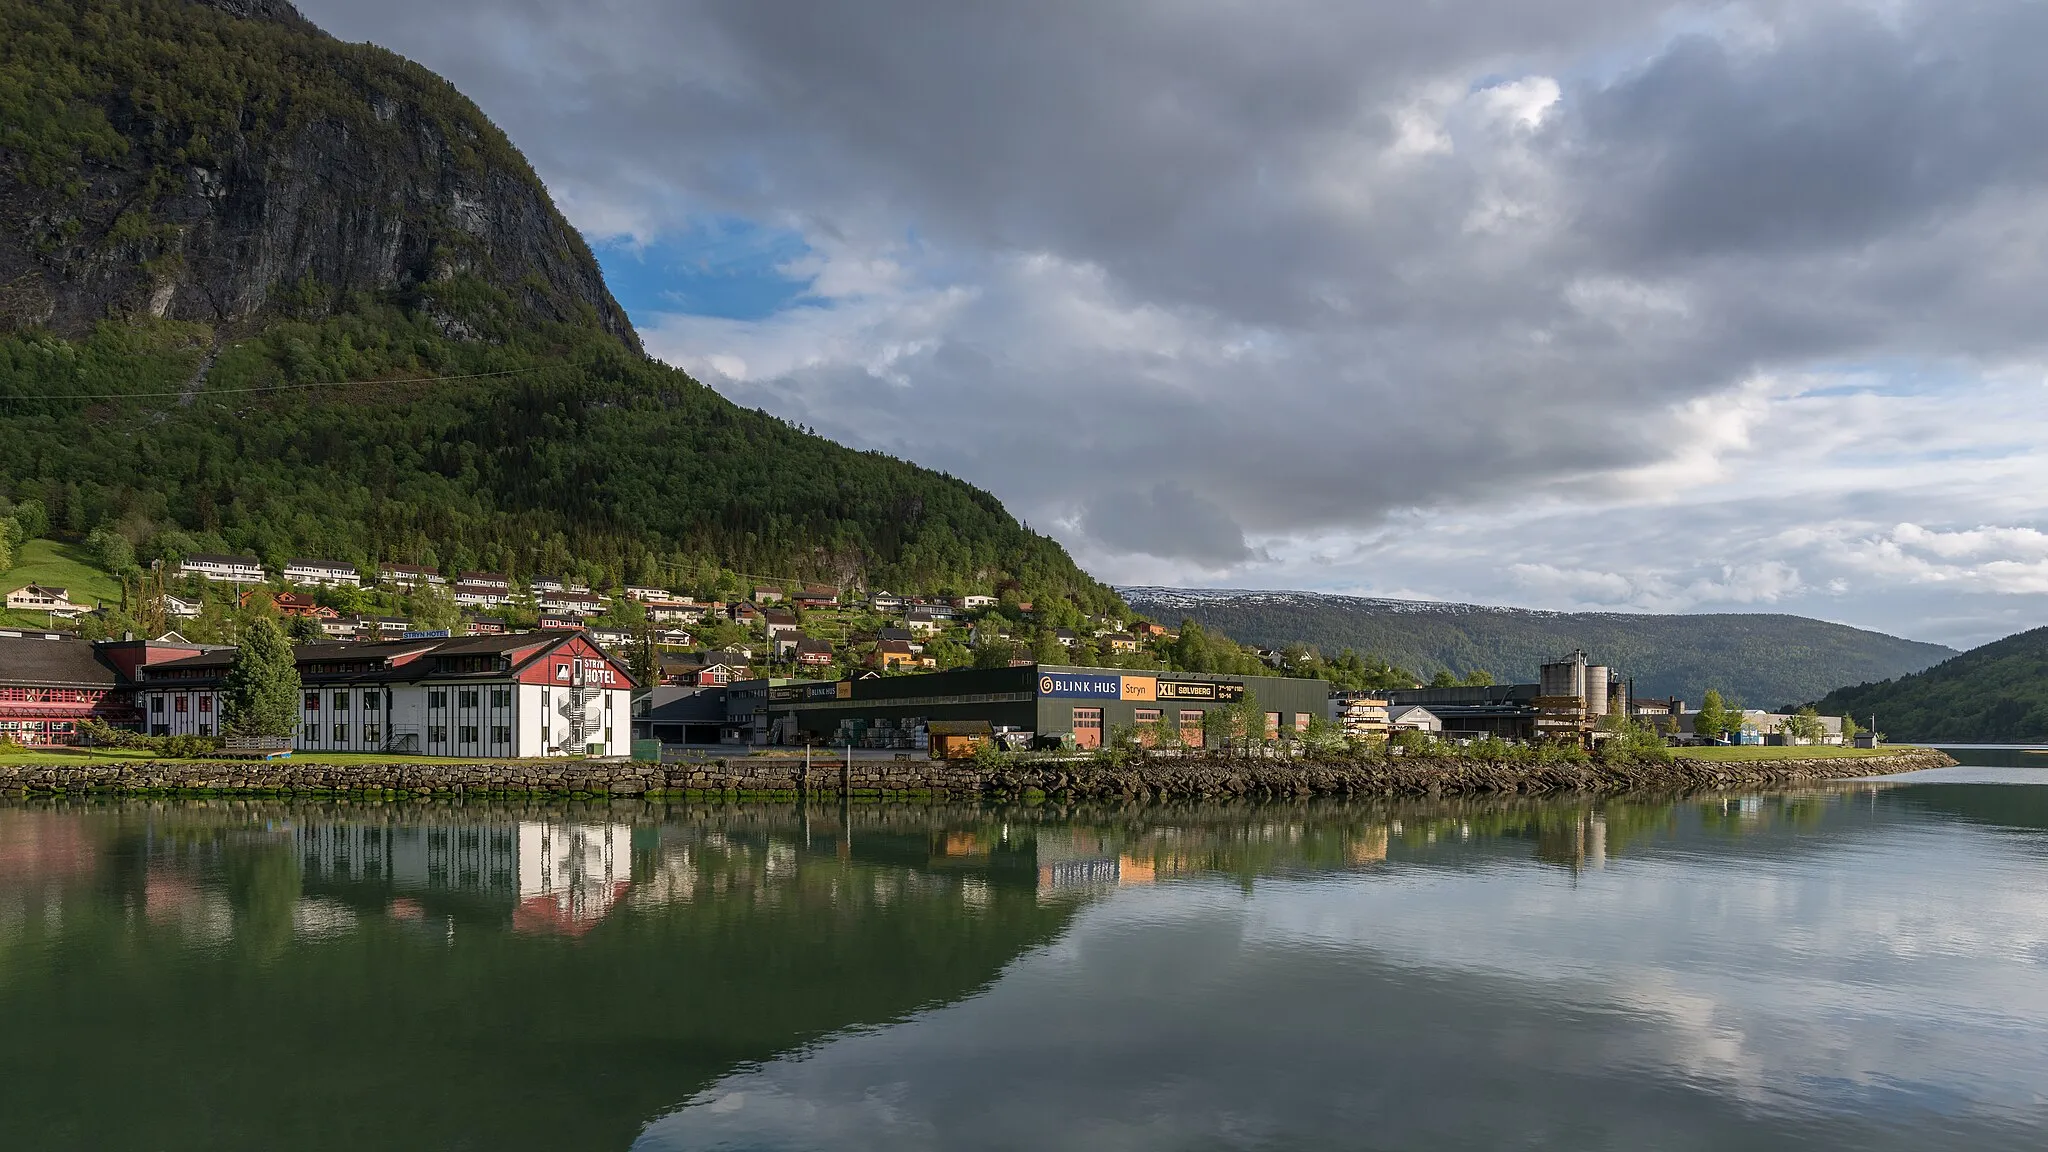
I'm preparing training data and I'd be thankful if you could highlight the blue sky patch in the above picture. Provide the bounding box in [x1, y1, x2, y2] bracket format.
[592, 218, 817, 324]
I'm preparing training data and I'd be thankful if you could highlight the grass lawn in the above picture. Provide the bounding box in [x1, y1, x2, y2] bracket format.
[1, 538, 122, 626]
[1678, 745, 1917, 762]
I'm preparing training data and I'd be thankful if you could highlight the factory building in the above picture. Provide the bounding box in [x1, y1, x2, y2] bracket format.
[1389, 650, 1627, 743]
[758, 664, 1332, 751]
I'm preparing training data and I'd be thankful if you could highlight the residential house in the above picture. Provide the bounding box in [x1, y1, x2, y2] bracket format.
[730, 602, 765, 626]
[355, 616, 412, 640]
[270, 592, 338, 621]
[653, 628, 696, 649]
[1387, 705, 1443, 733]
[378, 563, 446, 589]
[137, 631, 635, 757]
[661, 657, 743, 688]
[752, 586, 785, 604]
[465, 617, 508, 636]
[537, 590, 606, 616]
[283, 559, 361, 587]
[920, 602, 959, 620]
[624, 585, 670, 602]
[709, 643, 755, 662]
[163, 595, 201, 620]
[869, 640, 917, 670]
[1103, 633, 1140, 654]
[319, 617, 359, 641]
[531, 578, 566, 594]
[588, 627, 634, 649]
[1330, 693, 1392, 738]
[953, 594, 996, 610]
[905, 609, 942, 636]
[179, 554, 264, 583]
[763, 609, 800, 646]
[538, 615, 582, 631]
[6, 585, 87, 618]
[454, 580, 513, 608]
[1052, 627, 1079, 647]
[460, 572, 512, 593]
[968, 623, 1012, 646]
[1131, 621, 1178, 642]
[643, 598, 705, 624]
[869, 591, 904, 613]
[794, 584, 840, 609]
[794, 637, 836, 668]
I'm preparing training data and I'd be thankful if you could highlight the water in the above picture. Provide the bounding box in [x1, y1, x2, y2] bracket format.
[4, 763, 2048, 1150]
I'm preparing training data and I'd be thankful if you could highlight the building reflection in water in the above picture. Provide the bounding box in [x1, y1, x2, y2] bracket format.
[296, 821, 633, 937]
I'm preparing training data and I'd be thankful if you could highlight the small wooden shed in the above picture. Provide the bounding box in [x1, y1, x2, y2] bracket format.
[928, 719, 993, 760]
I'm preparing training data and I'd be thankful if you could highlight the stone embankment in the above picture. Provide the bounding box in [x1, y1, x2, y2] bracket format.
[0, 748, 1955, 801]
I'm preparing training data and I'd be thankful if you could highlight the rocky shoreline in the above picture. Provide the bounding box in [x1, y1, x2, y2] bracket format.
[0, 748, 1956, 801]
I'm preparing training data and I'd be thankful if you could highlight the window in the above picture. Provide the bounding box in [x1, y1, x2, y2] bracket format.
[364, 692, 379, 710]
[490, 689, 511, 708]
[333, 724, 348, 742]
[197, 723, 211, 737]
[363, 725, 381, 744]
[459, 725, 479, 744]
[1134, 708, 1161, 724]
[303, 722, 317, 742]
[305, 693, 320, 711]
[151, 696, 163, 714]
[174, 696, 188, 713]
[198, 696, 211, 714]
[1295, 713, 1311, 733]
[428, 690, 447, 708]
[491, 726, 511, 745]
[334, 695, 349, 712]
[428, 725, 448, 743]
[459, 689, 479, 708]
[1265, 712, 1281, 739]
[1181, 710, 1205, 747]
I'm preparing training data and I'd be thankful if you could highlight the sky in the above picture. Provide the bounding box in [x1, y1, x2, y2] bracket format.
[296, 0, 2048, 650]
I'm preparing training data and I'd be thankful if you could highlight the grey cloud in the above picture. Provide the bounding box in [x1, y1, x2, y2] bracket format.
[1080, 483, 1254, 566]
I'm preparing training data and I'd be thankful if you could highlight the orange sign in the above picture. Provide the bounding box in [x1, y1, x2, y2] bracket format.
[1120, 676, 1157, 702]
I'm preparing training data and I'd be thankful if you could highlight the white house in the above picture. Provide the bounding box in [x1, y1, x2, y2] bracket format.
[459, 572, 512, 592]
[454, 581, 513, 608]
[1387, 705, 1443, 733]
[163, 595, 201, 619]
[905, 610, 942, 636]
[643, 598, 706, 624]
[538, 591, 606, 616]
[137, 632, 635, 757]
[954, 595, 997, 610]
[282, 559, 361, 588]
[378, 563, 445, 588]
[624, 585, 670, 601]
[179, 554, 264, 583]
[5, 584, 87, 618]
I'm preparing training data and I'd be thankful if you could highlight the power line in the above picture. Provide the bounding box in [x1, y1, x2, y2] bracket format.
[1, 360, 585, 402]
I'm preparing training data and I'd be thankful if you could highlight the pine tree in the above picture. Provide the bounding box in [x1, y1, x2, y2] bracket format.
[221, 616, 302, 739]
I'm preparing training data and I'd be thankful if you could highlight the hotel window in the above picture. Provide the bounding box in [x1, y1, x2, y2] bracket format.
[428, 725, 448, 743]
[303, 722, 317, 742]
[174, 696, 188, 713]
[198, 696, 211, 714]
[428, 690, 447, 708]
[151, 696, 163, 713]
[459, 725, 478, 743]
[334, 694, 349, 712]
[197, 723, 211, 737]
[490, 726, 511, 745]
[364, 691, 379, 710]
[490, 689, 511, 708]
[304, 693, 320, 711]
[363, 725, 381, 744]
[333, 723, 348, 742]
[459, 689, 479, 708]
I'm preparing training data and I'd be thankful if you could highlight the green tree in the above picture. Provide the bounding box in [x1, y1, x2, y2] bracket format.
[86, 525, 136, 575]
[1461, 668, 1496, 687]
[220, 616, 302, 739]
[12, 498, 49, 541]
[407, 582, 459, 632]
[0, 518, 14, 571]
[1784, 706, 1827, 744]
[1693, 689, 1730, 741]
[1430, 670, 1458, 688]
[1841, 714, 1862, 743]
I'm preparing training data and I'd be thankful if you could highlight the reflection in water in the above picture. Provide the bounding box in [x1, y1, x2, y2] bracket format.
[0, 776, 2045, 1150]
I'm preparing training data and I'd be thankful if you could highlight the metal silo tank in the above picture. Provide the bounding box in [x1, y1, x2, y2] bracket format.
[1586, 666, 1610, 716]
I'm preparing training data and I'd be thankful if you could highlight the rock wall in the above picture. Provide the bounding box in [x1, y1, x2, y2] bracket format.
[0, 749, 1956, 801]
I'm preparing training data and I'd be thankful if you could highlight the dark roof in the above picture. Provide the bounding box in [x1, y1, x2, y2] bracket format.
[642, 687, 729, 725]
[878, 627, 913, 642]
[427, 633, 557, 657]
[0, 633, 121, 689]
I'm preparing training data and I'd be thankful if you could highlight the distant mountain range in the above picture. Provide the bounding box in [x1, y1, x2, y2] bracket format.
[1120, 588, 1956, 707]
[1817, 627, 2048, 743]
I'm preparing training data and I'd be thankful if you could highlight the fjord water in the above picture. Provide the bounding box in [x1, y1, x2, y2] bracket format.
[4, 769, 2048, 1150]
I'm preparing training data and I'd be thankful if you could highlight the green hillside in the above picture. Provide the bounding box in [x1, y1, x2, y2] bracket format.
[0, 0, 1119, 612]
[0, 538, 122, 628]
[1816, 627, 2048, 743]
[1121, 589, 1955, 708]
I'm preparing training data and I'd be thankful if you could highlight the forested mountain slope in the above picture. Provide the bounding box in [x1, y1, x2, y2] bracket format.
[1121, 588, 1955, 707]
[0, 0, 1116, 607]
[1817, 628, 2048, 743]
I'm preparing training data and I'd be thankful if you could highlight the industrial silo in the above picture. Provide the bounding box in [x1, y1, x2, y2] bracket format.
[1539, 651, 1588, 700]
[1586, 666, 1611, 716]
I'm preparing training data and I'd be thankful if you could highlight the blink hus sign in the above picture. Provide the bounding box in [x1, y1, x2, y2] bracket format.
[1038, 672, 1123, 699]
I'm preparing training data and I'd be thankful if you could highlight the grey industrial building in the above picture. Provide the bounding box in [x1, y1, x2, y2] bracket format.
[1388, 650, 1627, 743]
[755, 664, 1333, 751]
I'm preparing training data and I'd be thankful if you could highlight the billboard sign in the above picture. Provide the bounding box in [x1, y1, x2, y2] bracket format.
[1120, 676, 1157, 702]
[1157, 680, 1245, 703]
[1038, 672, 1122, 699]
[401, 629, 451, 640]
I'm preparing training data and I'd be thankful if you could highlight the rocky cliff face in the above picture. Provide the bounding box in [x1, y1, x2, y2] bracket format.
[0, 0, 639, 349]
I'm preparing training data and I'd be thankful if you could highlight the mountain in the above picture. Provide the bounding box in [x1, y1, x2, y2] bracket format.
[1816, 627, 2048, 742]
[1120, 588, 1956, 707]
[0, 0, 1116, 608]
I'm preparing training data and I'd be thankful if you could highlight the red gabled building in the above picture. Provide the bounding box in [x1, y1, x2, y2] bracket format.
[0, 631, 210, 747]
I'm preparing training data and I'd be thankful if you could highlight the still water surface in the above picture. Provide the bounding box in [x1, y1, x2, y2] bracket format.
[4, 762, 2048, 1149]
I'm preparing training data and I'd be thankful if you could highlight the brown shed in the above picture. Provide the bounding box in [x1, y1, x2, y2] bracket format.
[927, 719, 993, 760]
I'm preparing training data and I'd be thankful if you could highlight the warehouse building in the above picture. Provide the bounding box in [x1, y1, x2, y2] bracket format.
[759, 664, 1332, 751]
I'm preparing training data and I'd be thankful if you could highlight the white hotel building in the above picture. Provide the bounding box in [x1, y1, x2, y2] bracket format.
[178, 554, 265, 583]
[138, 631, 634, 758]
